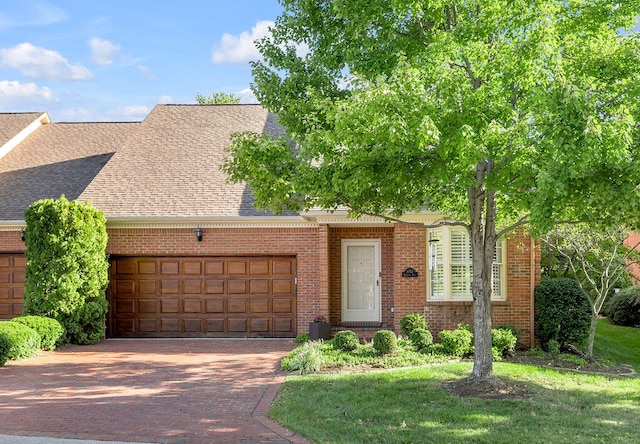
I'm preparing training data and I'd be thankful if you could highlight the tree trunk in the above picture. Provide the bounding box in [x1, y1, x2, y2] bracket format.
[468, 160, 498, 382]
[586, 309, 598, 358]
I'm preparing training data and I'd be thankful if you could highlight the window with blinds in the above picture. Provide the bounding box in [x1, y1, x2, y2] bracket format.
[428, 228, 505, 301]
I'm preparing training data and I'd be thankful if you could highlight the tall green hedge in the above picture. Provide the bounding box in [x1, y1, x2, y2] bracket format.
[23, 196, 109, 345]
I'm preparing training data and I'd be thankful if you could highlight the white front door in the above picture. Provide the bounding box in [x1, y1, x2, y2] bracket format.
[341, 240, 381, 322]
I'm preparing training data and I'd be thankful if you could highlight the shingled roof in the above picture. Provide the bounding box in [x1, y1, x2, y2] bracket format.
[80, 104, 293, 219]
[0, 104, 296, 222]
[0, 113, 46, 149]
[0, 121, 139, 220]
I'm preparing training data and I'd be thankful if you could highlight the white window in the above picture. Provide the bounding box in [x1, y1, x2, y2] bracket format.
[428, 228, 505, 301]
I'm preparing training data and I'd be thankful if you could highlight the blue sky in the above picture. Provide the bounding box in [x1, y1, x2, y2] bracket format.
[0, 0, 284, 121]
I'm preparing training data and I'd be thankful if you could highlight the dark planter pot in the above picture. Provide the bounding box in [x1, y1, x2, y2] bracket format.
[309, 322, 331, 340]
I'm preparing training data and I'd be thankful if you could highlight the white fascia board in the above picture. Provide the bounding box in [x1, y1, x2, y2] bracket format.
[0, 113, 50, 161]
[105, 215, 315, 229]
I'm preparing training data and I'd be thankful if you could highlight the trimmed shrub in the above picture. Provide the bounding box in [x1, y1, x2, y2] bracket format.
[535, 278, 591, 347]
[496, 323, 522, 348]
[608, 286, 640, 327]
[400, 312, 428, 337]
[492, 328, 517, 358]
[439, 328, 473, 357]
[0, 334, 10, 366]
[0, 321, 40, 360]
[333, 330, 360, 352]
[11, 316, 65, 350]
[294, 333, 310, 343]
[23, 196, 109, 345]
[373, 330, 398, 355]
[409, 327, 433, 353]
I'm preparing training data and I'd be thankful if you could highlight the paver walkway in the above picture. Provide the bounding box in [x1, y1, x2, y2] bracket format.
[0, 339, 308, 444]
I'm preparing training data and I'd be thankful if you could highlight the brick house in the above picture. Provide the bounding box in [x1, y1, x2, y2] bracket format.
[0, 105, 540, 345]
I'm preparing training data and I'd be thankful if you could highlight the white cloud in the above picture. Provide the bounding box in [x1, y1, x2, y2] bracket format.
[0, 43, 92, 81]
[0, 80, 58, 111]
[89, 37, 120, 65]
[237, 88, 258, 104]
[136, 64, 155, 79]
[157, 95, 173, 104]
[121, 105, 149, 117]
[212, 20, 273, 64]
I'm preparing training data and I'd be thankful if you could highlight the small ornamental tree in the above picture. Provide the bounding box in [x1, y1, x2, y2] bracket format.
[23, 196, 109, 345]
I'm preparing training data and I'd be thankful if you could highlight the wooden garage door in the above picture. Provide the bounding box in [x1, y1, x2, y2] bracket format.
[108, 256, 296, 338]
[0, 254, 26, 319]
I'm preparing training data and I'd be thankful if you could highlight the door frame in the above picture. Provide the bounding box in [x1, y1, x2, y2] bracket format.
[341, 239, 381, 322]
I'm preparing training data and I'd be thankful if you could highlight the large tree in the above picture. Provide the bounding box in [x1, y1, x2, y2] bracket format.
[223, 1, 640, 382]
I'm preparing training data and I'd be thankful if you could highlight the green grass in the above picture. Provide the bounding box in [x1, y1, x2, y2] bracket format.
[270, 322, 640, 443]
[270, 362, 640, 444]
[593, 318, 640, 372]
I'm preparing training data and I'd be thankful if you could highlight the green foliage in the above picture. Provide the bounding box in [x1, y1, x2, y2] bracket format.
[560, 353, 589, 366]
[372, 330, 398, 355]
[409, 327, 433, 353]
[294, 333, 310, 343]
[23, 196, 109, 345]
[0, 321, 40, 360]
[535, 278, 591, 347]
[283, 340, 323, 374]
[608, 286, 640, 327]
[195, 92, 241, 104]
[333, 330, 360, 352]
[491, 328, 517, 358]
[10, 316, 65, 350]
[0, 334, 10, 366]
[400, 312, 428, 337]
[528, 348, 546, 358]
[439, 328, 473, 358]
[547, 339, 561, 358]
[496, 323, 522, 348]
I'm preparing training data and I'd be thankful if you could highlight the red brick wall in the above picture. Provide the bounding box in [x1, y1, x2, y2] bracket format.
[0, 231, 26, 254]
[626, 232, 640, 284]
[106, 226, 326, 333]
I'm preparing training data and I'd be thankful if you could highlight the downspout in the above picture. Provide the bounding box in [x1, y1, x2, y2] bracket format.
[530, 236, 536, 347]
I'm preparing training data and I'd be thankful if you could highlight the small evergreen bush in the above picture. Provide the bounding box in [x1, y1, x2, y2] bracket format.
[0, 321, 40, 360]
[439, 328, 473, 357]
[492, 328, 517, 358]
[333, 330, 360, 351]
[547, 339, 561, 358]
[535, 278, 591, 347]
[294, 333, 310, 343]
[11, 316, 65, 350]
[496, 323, 522, 348]
[0, 334, 10, 366]
[373, 330, 398, 355]
[400, 312, 428, 337]
[409, 327, 433, 353]
[608, 286, 640, 327]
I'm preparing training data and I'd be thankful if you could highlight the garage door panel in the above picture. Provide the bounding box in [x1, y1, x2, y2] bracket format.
[206, 299, 225, 313]
[109, 256, 296, 337]
[0, 254, 26, 319]
[251, 318, 269, 332]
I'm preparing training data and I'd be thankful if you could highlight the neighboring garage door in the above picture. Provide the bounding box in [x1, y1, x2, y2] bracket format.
[109, 256, 297, 338]
[0, 254, 26, 319]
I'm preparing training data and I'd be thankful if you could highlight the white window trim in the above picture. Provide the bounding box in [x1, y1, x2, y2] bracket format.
[427, 228, 506, 301]
[341, 239, 382, 322]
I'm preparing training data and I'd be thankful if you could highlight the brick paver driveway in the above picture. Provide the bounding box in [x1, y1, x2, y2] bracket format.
[0, 339, 307, 444]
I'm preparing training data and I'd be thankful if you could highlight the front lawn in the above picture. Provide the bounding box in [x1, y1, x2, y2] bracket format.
[270, 362, 639, 444]
[271, 323, 640, 443]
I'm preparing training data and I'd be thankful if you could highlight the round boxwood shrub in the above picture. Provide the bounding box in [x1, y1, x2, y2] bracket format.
[535, 278, 591, 347]
[373, 330, 398, 355]
[11, 316, 65, 350]
[0, 333, 10, 367]
[608, 286, 640, 327]
[400, 312, 428, 337]
[0, 321, 40, 360]
[439, 328, 473, 357]
[333, 330, 360, 351]
[409, 327, 433, 353]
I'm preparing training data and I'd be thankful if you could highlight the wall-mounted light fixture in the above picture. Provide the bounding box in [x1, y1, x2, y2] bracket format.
[194, 227, 203, 242]
[20, 229, 26, 242]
